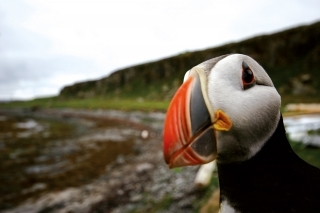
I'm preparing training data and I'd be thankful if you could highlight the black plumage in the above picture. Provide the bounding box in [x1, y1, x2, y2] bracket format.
[218, 115, 320, 213]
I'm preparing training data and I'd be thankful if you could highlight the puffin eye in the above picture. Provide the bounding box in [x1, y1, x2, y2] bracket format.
[242, 61, 255, 89]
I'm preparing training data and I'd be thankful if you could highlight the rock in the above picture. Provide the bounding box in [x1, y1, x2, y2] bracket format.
[141, 130, 149, 139]
[21, 183, 47, 195]
[130, 194, 143, 202]
[135, 163, 154, 173]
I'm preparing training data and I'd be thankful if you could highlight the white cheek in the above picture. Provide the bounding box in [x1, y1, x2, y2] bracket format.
[207, 67, 241, 114]
[207, 65, 281, 161]
[211, 85, 281, 160]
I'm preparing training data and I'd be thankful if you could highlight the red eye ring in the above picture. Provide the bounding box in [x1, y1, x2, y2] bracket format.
[242, 61, 255, 89]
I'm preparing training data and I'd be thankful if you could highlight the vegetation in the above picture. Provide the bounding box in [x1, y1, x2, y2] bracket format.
[1, 94, 319, 112]
[0, 97, 170, 111]
[58, 21, 320, 103]
[1, 21, 319, 112]
[0, 22, 320, 111]
[290, 141, 320, 169]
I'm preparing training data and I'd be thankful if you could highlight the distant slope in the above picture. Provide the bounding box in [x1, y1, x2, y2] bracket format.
[60, 21, 320, 101]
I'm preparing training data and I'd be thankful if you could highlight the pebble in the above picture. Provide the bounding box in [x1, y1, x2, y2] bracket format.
[135, 162, 154, 173]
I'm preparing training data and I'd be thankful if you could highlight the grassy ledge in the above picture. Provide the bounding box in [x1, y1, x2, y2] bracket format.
[0, 97, 170, 112]
[1, 94, 319, 112]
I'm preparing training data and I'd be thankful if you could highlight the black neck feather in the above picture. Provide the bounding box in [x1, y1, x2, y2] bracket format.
[217, 115, 320, 212]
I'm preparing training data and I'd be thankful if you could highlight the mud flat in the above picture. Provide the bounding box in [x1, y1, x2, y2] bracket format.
[0, 109, 210, 213]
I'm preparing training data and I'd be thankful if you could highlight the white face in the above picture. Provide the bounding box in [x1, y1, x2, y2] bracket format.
[205, 54, 281, 163]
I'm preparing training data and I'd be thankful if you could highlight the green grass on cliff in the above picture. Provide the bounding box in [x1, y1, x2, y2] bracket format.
[59, 21, 320, 102]
[0, 97, 170, 111]
[3, 22, 320, 113]
[1, 93, 319, 112]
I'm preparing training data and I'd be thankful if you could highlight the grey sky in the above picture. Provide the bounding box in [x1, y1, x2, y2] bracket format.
[1, 0, 320, 100]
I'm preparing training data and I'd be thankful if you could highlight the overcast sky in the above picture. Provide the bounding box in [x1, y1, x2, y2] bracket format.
[1, 0, 320, 100]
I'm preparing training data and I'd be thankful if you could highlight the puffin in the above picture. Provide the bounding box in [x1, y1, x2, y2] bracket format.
[163, 54, 320, 213]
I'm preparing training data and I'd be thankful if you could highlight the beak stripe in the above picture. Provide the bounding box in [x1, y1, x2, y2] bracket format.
[164, 67, 231, 168]
[177, 91, 187, 145]
[178, 76, 192, 146]
[163, 76, 194, 164]
[190, 71, 212, 135]
[169, 144, 206, 168]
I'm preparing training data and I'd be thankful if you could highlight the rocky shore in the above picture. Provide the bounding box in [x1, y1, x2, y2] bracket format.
[0, 109, 217, 213]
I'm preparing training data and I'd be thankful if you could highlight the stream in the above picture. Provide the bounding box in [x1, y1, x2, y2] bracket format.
[284, 114, 320, 147]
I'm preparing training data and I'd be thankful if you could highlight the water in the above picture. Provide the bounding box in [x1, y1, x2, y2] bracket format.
[283, 114, 320, 147]
[0, 112, 138, 210]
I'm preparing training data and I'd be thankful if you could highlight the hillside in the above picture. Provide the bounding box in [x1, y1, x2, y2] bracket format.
[60, 21, 320, 101]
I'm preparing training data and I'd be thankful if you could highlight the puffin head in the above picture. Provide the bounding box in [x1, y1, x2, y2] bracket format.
[163, 54, 281, 167]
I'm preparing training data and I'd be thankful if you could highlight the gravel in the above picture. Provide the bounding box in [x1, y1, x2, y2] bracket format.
[1, 109, 207, 213]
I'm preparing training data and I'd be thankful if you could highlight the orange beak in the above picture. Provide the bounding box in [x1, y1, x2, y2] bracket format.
[163, 68, 232, 168]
